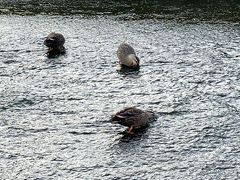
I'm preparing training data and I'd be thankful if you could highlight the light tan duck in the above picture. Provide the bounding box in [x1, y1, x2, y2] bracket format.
[117, 43, 140, 70]
[111, 107, 155, 134]
[44, 32, 66, 57]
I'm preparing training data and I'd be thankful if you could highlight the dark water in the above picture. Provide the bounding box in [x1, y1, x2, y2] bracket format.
[1, 0, 240, 22]
[0, 1, 240, 180]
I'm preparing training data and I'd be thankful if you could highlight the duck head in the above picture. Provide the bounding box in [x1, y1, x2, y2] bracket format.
[145, 110, 157, 121]
[44, 37, 57, 48]
[124, 54, 140, 67]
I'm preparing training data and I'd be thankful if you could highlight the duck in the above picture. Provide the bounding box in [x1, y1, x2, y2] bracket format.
[111, 107, 155, 134]
[117, 43, 140, 70]
[44, 32, 66, 56]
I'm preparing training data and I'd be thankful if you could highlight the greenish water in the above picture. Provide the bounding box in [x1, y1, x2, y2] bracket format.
[0, 0, 240, 21]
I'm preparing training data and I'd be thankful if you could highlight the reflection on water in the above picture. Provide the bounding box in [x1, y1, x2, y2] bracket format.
[0, 0, 240, 21]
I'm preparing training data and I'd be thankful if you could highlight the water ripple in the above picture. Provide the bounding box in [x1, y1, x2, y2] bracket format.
[0, 15, 239, 179]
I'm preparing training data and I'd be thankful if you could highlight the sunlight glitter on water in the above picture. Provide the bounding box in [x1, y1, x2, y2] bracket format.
[0, 13, 240, 179]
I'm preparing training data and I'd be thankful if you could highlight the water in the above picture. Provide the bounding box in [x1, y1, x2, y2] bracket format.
[0, 1, 240, 180]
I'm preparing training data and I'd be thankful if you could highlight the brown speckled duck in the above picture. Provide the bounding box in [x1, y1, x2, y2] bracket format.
[117, 43, 140, 70]
[111, 107, 155, 134]
[44, 32, 65, 56]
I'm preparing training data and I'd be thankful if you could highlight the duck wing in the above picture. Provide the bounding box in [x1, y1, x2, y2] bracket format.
[117, 43, 136, 61]
[115, 107, 143, 118]
[112, 107, 143, 126]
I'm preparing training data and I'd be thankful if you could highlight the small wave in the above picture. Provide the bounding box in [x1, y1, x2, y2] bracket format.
[3, 60, 18, 64]
[1, 98, 35, 111]
[28, 128, 49, 133]
[68, 131, 96, 135]
[50, 111, 76, 115]
[14, 98, 35, 107]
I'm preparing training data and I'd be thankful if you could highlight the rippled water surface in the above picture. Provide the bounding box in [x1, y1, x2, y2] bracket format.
[0, 11, 240, 180]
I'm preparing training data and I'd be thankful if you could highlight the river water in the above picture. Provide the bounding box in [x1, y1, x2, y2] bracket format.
[0, 1, 240, 179]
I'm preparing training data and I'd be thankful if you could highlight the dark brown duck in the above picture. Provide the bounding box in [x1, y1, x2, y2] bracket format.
[111, 107, 155, 134]
[44, 32, 66, 57]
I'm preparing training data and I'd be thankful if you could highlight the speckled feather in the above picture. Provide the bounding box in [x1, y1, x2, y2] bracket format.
[111, 107, 155, 129]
